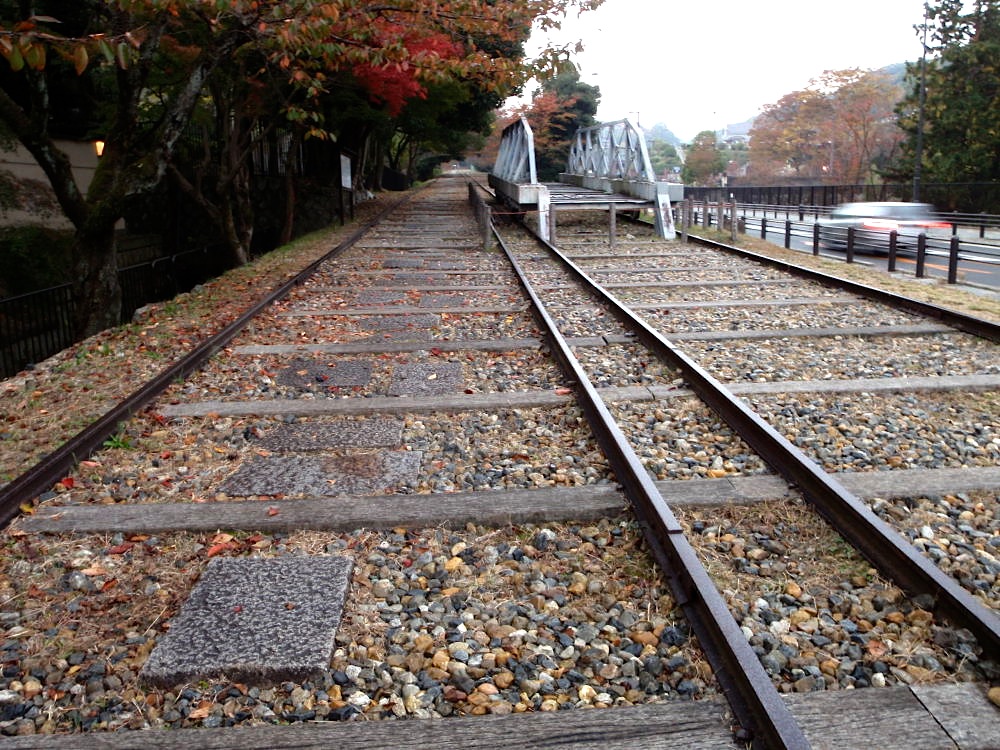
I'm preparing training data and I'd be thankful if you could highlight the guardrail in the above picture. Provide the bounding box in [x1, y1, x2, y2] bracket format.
[676, 199, 1000, 287]
[734, 203, 1000, 238]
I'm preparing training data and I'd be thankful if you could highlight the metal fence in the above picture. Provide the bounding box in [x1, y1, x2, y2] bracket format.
[0, 284, 75, 379]
[1, 246, 229, 379]
[684, 182, 1000, 214]
[678, 199, 1000, 287]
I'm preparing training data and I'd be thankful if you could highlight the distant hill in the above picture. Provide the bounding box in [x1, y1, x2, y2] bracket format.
[644, 123, 681, 146]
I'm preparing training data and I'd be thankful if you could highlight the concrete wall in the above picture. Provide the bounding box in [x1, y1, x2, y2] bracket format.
[0, 140, 100, 228]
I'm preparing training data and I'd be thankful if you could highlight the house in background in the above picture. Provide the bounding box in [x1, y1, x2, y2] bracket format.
[0, 140, 101, 228]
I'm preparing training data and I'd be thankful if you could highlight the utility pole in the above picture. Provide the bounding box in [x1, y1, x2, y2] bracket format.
[912, 5, 929, 202]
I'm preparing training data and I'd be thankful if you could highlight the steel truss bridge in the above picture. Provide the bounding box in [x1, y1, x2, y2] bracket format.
[488, 117, 680, 241]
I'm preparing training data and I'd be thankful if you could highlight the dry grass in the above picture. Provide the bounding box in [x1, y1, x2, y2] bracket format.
[0, 197, 389, 486]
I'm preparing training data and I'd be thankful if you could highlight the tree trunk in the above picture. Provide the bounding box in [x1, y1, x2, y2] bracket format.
[70, 222, 121, 337]
[279, 129, 302, 245]
[221, 198, 251, 267]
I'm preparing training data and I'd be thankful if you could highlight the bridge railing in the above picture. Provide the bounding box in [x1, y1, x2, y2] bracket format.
[489, 117, 551, 238]
[561, 119, 676, 239]
[566, 119, 654, 182]
[493, 116, 538, 184]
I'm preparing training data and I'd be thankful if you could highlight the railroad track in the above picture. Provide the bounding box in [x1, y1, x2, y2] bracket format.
[1, 175, 998, 749]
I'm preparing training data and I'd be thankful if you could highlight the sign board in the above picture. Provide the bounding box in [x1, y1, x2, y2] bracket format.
[340, 155, 351, 190]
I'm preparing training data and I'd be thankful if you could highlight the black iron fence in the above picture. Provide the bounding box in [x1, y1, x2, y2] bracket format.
[1, 245, 229, 379]
[0, 284, 75, 379]
[676, 198, 1000, 288]
[684, 182, 1000, 214]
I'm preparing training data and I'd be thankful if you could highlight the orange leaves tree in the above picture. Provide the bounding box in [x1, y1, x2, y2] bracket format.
[0, 0, 602, 337]
[497, 63, 599, 181]
[748, 68, 903, 185]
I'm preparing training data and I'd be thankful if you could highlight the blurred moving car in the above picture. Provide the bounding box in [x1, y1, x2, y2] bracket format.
[817, 202, 951, 251]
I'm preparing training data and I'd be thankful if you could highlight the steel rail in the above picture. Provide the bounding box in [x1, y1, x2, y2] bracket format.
[489, 218, 812, 749]
[0, 192, 415, 529]
[684, 234, 1000, 343]
[529, 223, 1000, 663]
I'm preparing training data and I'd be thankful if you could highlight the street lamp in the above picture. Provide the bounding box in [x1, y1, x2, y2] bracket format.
[912, 5, 929, 202]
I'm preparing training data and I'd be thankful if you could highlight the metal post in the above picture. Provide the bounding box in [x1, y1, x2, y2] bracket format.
[846, 226, 855, 264]
[916, 234, 927, 277]
[760, 217, 767, 240]
[681, 200, 689, 242]
[913, 7, 928, 202]
[784, 220, 792, 249]
[812, 223, 820, 255]
[888, 231, 898, 272]
[537, 186, 551, 242]
[716, 201, 723, 232]
[609, 203, 617, 251]
[947, 235, 960, 284]
[730, 201, 738, 242]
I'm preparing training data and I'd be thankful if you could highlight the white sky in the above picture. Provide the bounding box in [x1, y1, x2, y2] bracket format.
[514, 0, 931, 141]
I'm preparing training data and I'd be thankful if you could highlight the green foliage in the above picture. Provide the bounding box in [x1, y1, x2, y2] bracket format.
[648, 139, 681, 179]
[525, 63, 600, 180]
[896, 0, 1000, 204]
[0, 224, 73, 296]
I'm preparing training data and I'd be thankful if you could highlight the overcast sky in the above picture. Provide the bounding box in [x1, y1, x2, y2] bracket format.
[514, 0, 931, 141]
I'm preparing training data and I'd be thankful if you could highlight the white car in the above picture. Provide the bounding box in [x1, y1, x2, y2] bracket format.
[817, 202, 951, 251]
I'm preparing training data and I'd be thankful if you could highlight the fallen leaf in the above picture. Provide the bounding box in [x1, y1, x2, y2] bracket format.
[210, 533, 234, 544]
[81, 566, 109, 576]
[206, 542, 232, 558]
[187, 700, 213, 720]
[108, 542, 135, 555]
[266, 507, 280, 517]
[555, 387, 573, 395]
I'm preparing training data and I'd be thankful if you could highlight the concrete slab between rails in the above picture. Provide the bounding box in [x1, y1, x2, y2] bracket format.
[622, 374, 1000, 401]
[23, 485, 630, 535]
[232, 337, 545, 356]
[601, 323, 954, 344]
[310, 284, 513, 293]
[230, 324, 951, 357]
[324, 269, 501, 277]
[159, 390, 574, 418]
[22, 467, 1000, 536]
[0, 698, 737, 749]
[3, 684, 996, 750]
[278, 305, 526, 317]
[782, 682, 1000, 750]
[587, 295, 861, 310]
[139, 555, 352, 688]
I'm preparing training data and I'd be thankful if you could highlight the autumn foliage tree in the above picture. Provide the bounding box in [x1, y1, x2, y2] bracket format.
[0, 0, 603, 337]
[682, 130, 725, 187]
[749, 69, 903, 185]
[498, 63, 599, 181]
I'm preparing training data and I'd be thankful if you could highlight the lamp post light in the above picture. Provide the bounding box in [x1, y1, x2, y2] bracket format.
[912, 5, 929, 202]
